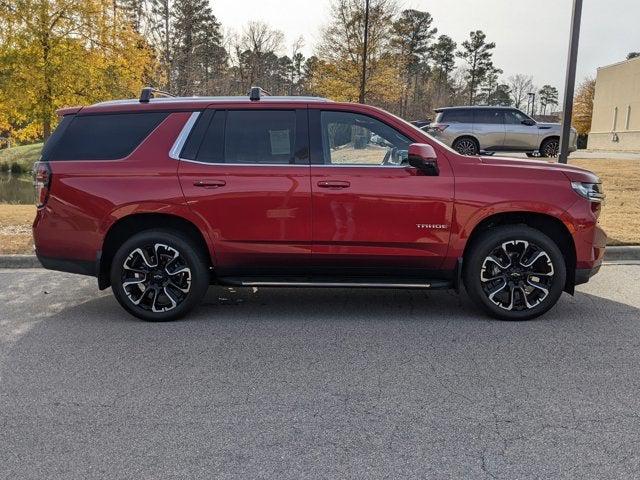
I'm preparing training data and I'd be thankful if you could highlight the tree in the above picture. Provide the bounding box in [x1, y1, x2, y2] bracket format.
[538, 85, 559, 115]
[627, 52, 640, 60]
[430, 34, 456, 107]
[456, 30, 498, 105]
[232, 21, 284, 91]
[314, 0, 400, 105]
[391, 9, 436, 115]
[572, 78, 596, 135]
[0, 0, 156, 141]
[172, 0, 226, 95]
[477, 66, 504, 105]
[487, 84, 511, 106]
[507, 74, 534, 110]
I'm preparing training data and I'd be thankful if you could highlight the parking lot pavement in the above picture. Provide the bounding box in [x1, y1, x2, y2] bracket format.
[1, 265, 640, 479]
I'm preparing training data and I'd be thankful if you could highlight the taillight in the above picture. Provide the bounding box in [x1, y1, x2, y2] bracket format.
[34, 161, 51, 208]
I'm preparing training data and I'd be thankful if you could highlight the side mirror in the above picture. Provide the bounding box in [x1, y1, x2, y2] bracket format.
[522, 119, 536, 126]
[408, 143, 439, 176]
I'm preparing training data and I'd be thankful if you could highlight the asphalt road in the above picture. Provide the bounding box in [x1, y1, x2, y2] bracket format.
[1, 264, 640, 479]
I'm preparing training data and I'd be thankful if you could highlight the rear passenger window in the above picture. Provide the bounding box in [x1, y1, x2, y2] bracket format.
[49, 112, 168, 160]
[225, 110, 296, 164]
[475, 109, 503, 124]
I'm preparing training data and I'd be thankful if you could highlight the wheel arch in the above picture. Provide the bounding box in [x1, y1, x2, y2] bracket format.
[540, 134, 560, 149]
[98, 213, 213, 290]
[461, 211, 577, 294]
[453, 135, 480, 152]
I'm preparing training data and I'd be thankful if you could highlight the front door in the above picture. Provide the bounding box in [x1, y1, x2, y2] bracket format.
[309, 108, 454, 275]
[178, 108, 312, 275]
[502, 109, 541, 150]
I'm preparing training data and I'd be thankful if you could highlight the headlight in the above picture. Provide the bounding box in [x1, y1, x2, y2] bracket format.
[571, 182, 605, 203]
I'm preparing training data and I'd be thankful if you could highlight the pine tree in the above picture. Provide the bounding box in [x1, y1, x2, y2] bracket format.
[456, 30, 498, 105]
[172, 0, 225, 95]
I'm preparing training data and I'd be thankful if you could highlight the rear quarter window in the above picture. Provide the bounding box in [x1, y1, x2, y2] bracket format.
[47, 112, 169, 161]
[441, 110, 473, 123]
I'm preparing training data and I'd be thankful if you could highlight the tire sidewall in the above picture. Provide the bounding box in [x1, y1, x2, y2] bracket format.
[464, 226, 567, 321]
[110, 230, 209, 321]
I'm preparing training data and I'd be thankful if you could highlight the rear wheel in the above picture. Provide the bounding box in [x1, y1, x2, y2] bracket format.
[110, 230, 209, 321]
[540, 138, 560, 158]
[452, 137, 480, 156]
[463, 225, 566, 321]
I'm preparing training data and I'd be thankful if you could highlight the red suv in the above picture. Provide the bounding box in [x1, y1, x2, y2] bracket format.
[33, 87, 607, 322]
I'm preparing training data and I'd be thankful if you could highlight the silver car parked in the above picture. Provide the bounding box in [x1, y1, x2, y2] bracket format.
[425, 106, 577, 157]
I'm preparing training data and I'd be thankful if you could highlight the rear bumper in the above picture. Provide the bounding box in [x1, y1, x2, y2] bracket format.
[37, 254, 98, 277]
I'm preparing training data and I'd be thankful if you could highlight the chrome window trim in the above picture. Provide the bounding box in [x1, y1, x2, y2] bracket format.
[169, 111, 201, 160]
[310, 163, 409, 169]
[176, 157, 308, 167]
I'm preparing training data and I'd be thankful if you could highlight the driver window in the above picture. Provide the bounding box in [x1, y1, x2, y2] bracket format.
[320, 111, 411, 166]
[504, 110, 529, 125]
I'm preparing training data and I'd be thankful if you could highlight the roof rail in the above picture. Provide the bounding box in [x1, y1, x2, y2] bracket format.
[249, 86, 270, 101]
[139, 87, 175, 103]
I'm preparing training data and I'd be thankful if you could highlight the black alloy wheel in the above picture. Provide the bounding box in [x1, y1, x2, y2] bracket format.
[540, 138, 560, 158]
[453, 137, 480, 156]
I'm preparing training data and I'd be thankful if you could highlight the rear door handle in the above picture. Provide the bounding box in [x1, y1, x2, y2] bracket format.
[317, 180, 351, 189]
[193, 180, 226, 188]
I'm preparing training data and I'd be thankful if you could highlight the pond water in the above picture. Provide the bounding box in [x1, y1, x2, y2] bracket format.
[0, 173, 34, 204]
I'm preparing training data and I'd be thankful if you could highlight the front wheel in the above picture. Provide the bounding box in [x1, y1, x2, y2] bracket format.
[463, 225, 566, 321]
[110, 230, 210, 321]
[540, 138, 560, 158]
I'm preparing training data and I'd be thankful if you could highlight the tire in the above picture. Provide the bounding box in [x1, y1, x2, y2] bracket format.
[463, 225, 566, 321]
[452, 137, 480, 156]
[110, 229, 210, 321]
[539, 138, 560, 158]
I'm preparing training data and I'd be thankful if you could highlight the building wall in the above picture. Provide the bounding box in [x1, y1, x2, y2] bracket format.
[589, 56, 640, 151]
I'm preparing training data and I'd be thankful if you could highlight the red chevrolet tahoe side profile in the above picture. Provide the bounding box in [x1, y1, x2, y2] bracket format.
[32, 87, 607, 322]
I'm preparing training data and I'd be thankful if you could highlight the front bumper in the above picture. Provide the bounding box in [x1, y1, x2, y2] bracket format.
[575, 264, 602, 286]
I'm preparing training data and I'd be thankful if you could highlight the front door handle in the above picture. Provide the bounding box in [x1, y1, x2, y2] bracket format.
[317, 180, 351, 189]
[193, 180, 226, 188]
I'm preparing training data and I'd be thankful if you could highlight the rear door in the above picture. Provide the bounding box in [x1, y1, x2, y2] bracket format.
[473, 108, 506, 150]
[178, 107, 312, 275]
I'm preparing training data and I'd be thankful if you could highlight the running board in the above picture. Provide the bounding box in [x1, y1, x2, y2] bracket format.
[217, 277, 452, 290]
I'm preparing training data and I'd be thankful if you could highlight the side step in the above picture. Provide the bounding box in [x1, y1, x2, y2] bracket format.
[217, 276, 452, 290]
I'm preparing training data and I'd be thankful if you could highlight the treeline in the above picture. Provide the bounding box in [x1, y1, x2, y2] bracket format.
[0, 0, 561, 143]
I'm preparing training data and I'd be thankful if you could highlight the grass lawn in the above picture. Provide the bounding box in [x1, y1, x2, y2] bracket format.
[0, 158, 638, 255]
[0, 204, 35, 254]
[0, 143, 43, 173]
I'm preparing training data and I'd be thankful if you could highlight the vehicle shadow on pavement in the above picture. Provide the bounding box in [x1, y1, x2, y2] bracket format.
[3, 287, 640, 479]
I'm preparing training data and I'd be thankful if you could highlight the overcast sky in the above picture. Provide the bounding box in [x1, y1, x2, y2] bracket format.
[214, 0, 639, 95]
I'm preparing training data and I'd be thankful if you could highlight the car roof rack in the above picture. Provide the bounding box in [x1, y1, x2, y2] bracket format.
[139, 87, 175, 103]
[249, 86, 271, 101]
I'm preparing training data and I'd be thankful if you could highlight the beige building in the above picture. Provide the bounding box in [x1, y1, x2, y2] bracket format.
[589, 56, 640, 151]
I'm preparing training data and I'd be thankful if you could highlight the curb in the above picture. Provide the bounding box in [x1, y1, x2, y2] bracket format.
[0, 255, 42, 269]
[603, 246, 640, 262]
[1, 247, 640, 270]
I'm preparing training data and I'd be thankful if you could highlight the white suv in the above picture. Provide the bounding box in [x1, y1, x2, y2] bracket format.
[426, 106, 577, 157]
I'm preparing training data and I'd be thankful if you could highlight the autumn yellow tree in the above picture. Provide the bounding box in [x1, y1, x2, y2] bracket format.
[572, 77, 596, 135]
[312, 0, 402, 107]
[0, 0, 157, 142]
